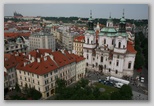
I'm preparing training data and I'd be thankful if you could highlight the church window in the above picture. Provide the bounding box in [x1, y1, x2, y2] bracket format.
[128, 62, 131, 69]
[104, 39, 106, 44]
[87, 54, 88, 59]
[87, 38, 89, 44]
[116, 60, 119, 66]
[115, 70, 118, 74]
[112, 39, 114, 45]
[118, 42, 121, 48]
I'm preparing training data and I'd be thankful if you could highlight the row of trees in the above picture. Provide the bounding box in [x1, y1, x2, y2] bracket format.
[55, 78, 133, 100]
[134, 31, 148, 69]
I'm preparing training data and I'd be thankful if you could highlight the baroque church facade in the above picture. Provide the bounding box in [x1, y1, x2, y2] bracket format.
[83, 11, 137, 78]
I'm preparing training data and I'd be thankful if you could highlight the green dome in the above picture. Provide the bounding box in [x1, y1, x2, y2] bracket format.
[101, 27, 117, 33]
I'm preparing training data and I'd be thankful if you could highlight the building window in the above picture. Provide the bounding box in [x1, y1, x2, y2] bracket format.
[116, 61, 119, 66]
[112, 39, 114, 45]
[93, 58, 95, 61]
[101, 56, 103, 62]
[118, 42, 121, 48]
[110, 62, 111, 64]
[109, 68, 111, 72]
[96, 63, 98, 67]
[104, 65, 106, 69]
[128, 62, 131, 69]
[87, 54, 88, 59]
[123, 45, 125, 48]
[104, 39, 106, 44]
[38, 81, 40, 85]
[87, 38, 89, 44]
[93, 64, 94, 68]
[115, 70, 118, 74]
[86, 63, 88, 66]
[37, 75, 39, 78]
[117, 55, 119, 58]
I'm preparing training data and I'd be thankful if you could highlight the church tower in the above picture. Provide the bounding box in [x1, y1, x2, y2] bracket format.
[83, 10, 97, 71]
[106, 13, 113, 27]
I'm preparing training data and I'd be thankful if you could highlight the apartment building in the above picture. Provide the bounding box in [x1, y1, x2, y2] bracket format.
[4, 54, 18, 88]
[15, 49, 85, 99]
[29, 32, 56, 51]
[73, 35, 85, 56]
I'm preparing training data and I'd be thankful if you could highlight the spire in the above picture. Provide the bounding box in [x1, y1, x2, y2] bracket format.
[122, 9, 125, 18]
[90, 10, 92, 18]
[109, 12, 111, 18]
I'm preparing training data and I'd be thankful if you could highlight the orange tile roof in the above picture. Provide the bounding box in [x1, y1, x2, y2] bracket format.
[127, 41, 137, 54]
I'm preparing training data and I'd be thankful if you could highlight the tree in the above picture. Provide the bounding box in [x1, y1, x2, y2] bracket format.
[55, 78, 66, 94]
[27, 88, 42, 100]
[78, 78, 89, 88]
[119, 85, 133, 100]
[15, 83, 21, 92]
[134, 52, 145, 69]
[111, 91, 122, 100]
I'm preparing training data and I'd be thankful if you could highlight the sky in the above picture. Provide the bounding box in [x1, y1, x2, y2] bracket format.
[4, 4, 148, 19]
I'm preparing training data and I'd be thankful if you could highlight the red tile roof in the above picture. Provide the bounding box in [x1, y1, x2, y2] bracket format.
[16, 56, 58, 75]
[127, 41, 137, 54]
[74, 35, 85, 42]
[15, 49, 85, 75]
[4, 54, 18, 69]
[4, 32, 30, 38]
[71, 54, 85, 63]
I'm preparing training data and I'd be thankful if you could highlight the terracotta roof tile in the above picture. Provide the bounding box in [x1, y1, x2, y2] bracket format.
[127, 41, 137, 54]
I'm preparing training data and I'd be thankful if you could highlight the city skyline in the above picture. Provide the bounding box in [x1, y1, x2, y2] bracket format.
[4, 4, 148, 19]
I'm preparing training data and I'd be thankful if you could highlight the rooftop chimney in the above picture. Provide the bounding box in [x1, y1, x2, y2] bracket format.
[37, 58, 40, 63]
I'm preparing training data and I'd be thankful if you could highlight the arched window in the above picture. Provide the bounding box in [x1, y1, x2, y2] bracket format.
[115, 70, 118, 74]
[128, 62, 131, 69]
[104, 39, 106, 44]
[112, 39, 114, 45]
[87, 38, 89, 44]
[118, 42, 121, 48]
[116, 60, 119, 66]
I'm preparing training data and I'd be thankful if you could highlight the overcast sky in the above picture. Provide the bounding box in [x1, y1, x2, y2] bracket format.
[4, 4, 148, 19]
